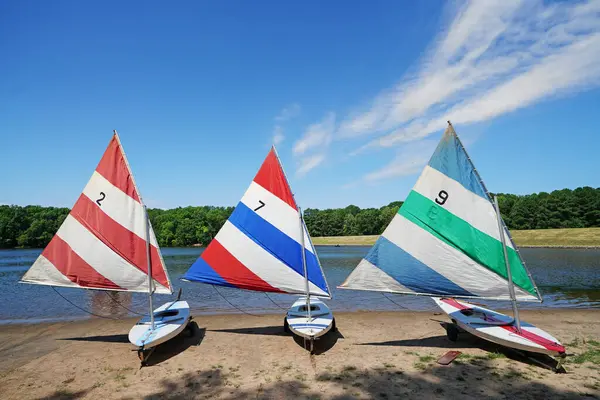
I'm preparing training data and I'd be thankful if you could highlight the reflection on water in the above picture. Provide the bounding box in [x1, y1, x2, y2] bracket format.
[90, 291, 134, 319]
[0, 246, 599, 323]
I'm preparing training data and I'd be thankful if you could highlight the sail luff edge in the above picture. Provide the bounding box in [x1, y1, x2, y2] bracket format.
[112, 130, 173, 294]
[494, 195, 522, 332]
[272, 145, 332, 297]
[446, 121, 542, 302]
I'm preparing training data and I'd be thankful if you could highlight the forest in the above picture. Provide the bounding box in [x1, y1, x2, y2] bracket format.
[0, 187, 598, 249]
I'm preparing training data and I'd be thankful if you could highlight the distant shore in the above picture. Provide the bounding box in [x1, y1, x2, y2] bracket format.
[1, 309, 599, 399]
[312, 227, 600, 249]
[3, 227, 600, 251]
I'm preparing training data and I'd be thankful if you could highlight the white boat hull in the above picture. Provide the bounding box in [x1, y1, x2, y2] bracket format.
[129, 300, 191, 349]
[434, 297, 565, 356]
[286, 296, 334, 340]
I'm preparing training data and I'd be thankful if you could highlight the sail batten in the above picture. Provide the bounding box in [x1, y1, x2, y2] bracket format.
[183, 147, 331, 298]
[21, 133, 172, 294]
[339, 124, 541, 302]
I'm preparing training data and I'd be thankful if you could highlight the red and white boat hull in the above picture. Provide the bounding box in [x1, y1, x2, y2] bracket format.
[434, 297, 565, 356]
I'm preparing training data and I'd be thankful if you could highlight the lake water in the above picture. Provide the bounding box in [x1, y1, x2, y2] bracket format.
[1, 247, 599, 324]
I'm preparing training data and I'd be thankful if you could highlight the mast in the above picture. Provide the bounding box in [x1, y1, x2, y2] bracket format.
[114, 130, 156, 330]
[494, 196, 521, 332]
[302, 213, 331, 298]
[449, 120, 523, 328]
[272, 146, 312, 316]
[144, 204, 155, 331]
[299, 207, 311, 321]
[447, 121, 542, 302]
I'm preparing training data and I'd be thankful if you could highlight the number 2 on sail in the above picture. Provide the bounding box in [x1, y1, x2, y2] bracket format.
[96, 192, 106, 206]
[435, 190, 448, 205]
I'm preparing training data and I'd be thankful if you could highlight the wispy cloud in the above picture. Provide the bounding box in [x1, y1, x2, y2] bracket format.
[344, 139, 438, 188]
[293, 112, 335, 155]
[296, 153, 326, 177]
[346, 0, 600, 155]
[275, 103, 301, 122]
[272, 125, 284, 146]
[364, 140, 437, 182]
[271, 103, 302, 146]
[340, 1, 526, 139]
[293, 112, 336, 177]
[334, 0, 600, 183]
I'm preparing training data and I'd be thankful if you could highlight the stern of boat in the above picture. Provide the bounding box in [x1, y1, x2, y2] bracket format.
[285, 296, 334, 340]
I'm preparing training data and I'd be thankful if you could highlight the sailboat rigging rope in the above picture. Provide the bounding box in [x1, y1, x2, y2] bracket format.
[105, 292, 145, 316]
[212, 285, 262, 316]
[381, 292, 410, 311]
[264, 292, 287, 310]
[51, 286, 119, 320]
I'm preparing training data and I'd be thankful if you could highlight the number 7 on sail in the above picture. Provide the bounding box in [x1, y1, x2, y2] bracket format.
[182, 146, 336, 351]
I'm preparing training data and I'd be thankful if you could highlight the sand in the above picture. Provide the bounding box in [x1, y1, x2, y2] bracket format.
[0, 309, 599, 399]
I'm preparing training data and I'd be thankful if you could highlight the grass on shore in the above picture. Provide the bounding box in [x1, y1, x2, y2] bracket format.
[312, 227, 600, 248]
[510, 227, 600, 247]
[312, 235, 379, 246]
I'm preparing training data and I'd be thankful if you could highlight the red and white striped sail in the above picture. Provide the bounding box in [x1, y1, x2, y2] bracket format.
[21, 133, 172, 294]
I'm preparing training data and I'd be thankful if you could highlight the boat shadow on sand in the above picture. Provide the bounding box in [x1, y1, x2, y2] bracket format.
[209, 325, 344, 354]
[209, 325, 289, 337]
[292, 329, 344, 355]
[357, 329, 563, 372]
[59, 321, 205, 367]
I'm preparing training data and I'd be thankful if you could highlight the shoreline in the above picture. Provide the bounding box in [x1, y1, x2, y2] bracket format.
[313, 242, 600, 249]
[1, 309, 599, 399]
[519, 245, 600, 249]
[1, 306, 593, 327]
[4, 243, 600, 251]
[0, 308, 511, 327]
[311, 227, 600, 248]
[5, 303, 600, 326]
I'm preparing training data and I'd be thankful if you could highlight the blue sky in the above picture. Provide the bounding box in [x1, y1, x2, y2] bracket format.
[2, 0, 600, 210]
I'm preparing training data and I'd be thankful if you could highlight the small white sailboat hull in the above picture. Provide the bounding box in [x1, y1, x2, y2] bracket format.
[434, 297, 565, 356]
[129, 300, 191, 349]
[286, 296, 334, 339]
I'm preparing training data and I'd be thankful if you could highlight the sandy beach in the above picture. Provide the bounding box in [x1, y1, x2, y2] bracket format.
[0, 309, 599, 399]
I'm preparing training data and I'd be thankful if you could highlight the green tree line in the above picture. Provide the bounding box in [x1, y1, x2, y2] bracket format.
[1, 186, 598, 249]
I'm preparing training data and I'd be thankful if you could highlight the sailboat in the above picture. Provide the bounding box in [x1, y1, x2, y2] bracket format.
[339, 122, 566, 365]
[182, 146, 334, 350]
[20, 131, 191, 365]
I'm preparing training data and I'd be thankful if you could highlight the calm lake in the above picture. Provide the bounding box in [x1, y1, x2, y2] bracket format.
[1, 246, 599, 324]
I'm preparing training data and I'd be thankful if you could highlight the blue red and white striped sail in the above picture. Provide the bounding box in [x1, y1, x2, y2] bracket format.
[21, 133, 172, 294]
[339, 123, 540, 301]
[182, 147, 331, 298]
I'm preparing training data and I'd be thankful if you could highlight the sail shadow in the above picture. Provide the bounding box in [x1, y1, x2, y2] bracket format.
[208, 325, 289, 337]
[357, 335, 483, 349]
[292, 330, 344, 355]
[59, 334, 130, 343]
[144, 322, 205, 367]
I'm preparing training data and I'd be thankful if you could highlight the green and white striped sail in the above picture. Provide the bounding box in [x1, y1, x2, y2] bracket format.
[339, 123, 541, 302]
